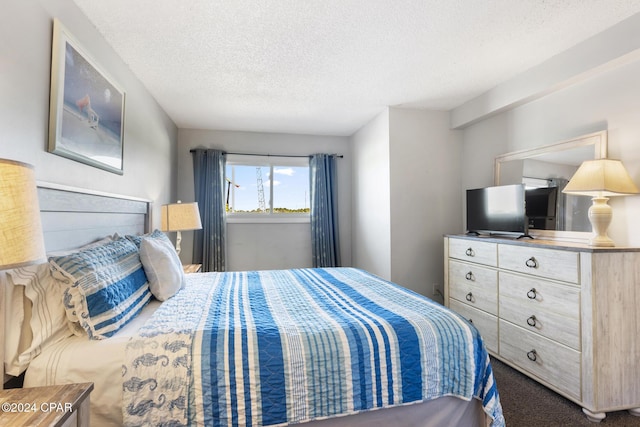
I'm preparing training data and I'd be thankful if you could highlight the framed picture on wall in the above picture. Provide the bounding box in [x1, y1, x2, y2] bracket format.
[48, 18, 126, 175]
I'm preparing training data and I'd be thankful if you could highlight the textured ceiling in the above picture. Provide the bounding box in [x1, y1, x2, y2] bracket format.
[72, 0, 640, 136]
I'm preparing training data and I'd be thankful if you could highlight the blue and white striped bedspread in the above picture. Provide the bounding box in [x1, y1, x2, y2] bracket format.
[122, 267, 504, 426]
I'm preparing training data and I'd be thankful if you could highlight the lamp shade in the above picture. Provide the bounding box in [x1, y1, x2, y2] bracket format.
[562, 159, 639, 197]
[0, 159, 46, 269]
[562, 159, 638, 247]
[161, 201, 202, 232]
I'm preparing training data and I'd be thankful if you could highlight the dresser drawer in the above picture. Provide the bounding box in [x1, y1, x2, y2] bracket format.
[449, 260, 498, 314]
[449, 238, 497, 267]
[499, 320, 581, 400]
[498, 244, 579, 283]
[449, 299, 498, 353]
[499, 272, 580, 350]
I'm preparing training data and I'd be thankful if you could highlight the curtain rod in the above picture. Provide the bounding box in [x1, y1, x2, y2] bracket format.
[189, 149, 343, 159]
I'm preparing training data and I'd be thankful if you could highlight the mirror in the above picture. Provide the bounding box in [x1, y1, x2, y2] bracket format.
[495, 131, 607, 240]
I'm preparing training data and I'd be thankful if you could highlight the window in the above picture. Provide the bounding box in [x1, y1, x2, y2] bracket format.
[225, 155, 310, 219]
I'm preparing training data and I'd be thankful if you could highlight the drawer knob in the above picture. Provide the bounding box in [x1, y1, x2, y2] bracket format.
[527, 315, 538, 327]
[525, 257, 538, 268]
[465, 247, 475, 257]
[527, 349, 538, 362]
[465, 292, 473, 302]
[527, 288, 538, 300]
[465, 271, 474, 281]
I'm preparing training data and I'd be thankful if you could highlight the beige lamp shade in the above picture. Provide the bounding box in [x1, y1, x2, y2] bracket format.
[160, 201, 202, 256]
[562, 159, 639, 197]
[161, 201, 202, 232]
[0, 159, 46, 269]
[562, 159, 638, 247]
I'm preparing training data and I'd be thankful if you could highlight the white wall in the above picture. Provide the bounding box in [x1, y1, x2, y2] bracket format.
[350, 108, 462, 301]
[451, 13, 640, 129]
[350, 109, 392, 280]
[0, 0, 178, 232]
[177, 129, 351, 270]
[460, 56, 640, 246]
[226, 223, 312, 271]
[388, 108, 462, 299]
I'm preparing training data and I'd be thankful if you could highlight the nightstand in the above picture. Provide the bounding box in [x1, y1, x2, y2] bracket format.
[183, 264, 202, 274]
[0, 382, 93, 427]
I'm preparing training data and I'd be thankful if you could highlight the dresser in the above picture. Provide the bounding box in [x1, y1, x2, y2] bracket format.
[444, 235, 640, 422]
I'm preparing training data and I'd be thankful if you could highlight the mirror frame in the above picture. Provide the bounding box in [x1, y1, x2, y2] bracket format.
[494, 130, 608, 243]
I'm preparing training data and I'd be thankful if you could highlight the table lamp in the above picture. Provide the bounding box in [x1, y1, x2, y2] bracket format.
[0, 159, 46, 269]
[562, 159, 639, 247]
[160, 201, 202, 255]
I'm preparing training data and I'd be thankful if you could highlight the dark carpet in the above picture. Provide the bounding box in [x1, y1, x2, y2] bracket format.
[490, 357, 640, 426]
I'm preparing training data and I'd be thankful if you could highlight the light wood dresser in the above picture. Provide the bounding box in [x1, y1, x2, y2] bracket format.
[444, 235, 640, 422]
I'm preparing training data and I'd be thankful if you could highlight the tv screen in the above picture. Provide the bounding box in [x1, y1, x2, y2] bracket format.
[466, 184, 527, 235]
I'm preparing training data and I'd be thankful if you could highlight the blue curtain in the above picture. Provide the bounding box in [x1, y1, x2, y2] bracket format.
[192, 149, 226, 272]
[310, 154, 341, 267]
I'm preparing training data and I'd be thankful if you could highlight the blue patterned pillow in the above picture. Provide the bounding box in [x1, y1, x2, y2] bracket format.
[49, 238, 151, 339]
[125, 229, 169, 248]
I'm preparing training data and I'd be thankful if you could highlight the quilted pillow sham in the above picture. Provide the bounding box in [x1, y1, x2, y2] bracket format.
[48, 238, 151, 340]
[125, 228, 169, 248]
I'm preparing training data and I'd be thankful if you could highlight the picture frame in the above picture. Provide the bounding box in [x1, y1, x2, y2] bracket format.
[48, 18, 126, 175]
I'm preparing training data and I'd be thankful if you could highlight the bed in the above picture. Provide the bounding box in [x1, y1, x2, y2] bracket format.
[3, 184, 504, 427]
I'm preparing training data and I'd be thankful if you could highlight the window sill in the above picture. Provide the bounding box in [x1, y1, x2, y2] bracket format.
[227, 215, 310, 224]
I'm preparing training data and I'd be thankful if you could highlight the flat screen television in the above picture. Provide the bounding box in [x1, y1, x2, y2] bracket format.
[466, 184, 528, 236]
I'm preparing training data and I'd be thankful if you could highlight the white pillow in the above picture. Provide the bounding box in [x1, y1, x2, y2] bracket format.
[5, 263, 72, 376]
[3, 273, 29, 376]
[139, 237, 185, 301]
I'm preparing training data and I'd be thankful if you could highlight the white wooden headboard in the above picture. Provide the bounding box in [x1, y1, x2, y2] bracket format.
[37, 182, 151, 252]
[2, 183, 151, 386]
